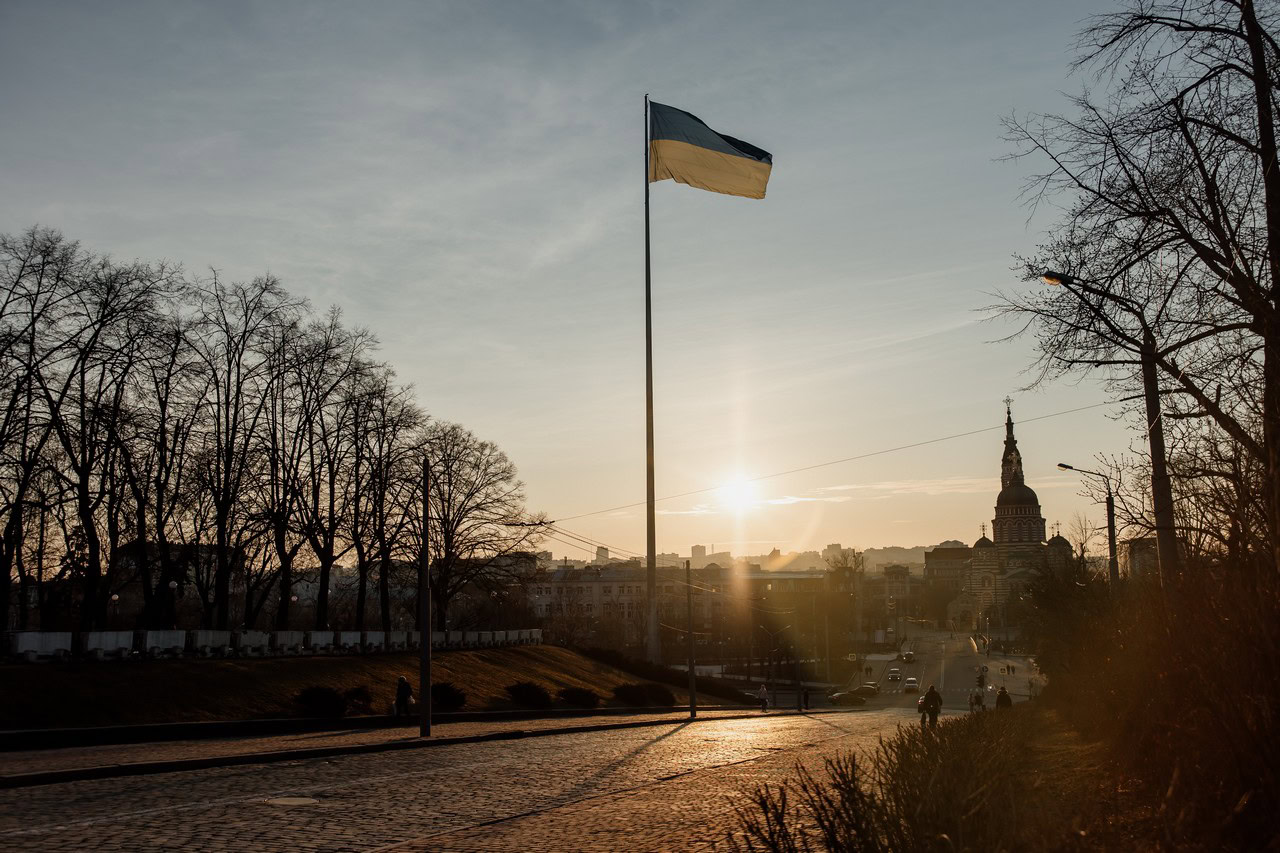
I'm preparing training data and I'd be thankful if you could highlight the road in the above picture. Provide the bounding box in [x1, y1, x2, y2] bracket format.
[0, 711, 917, 852]
[0, 632, 1034, 852]
[861, 628, 1035, 712]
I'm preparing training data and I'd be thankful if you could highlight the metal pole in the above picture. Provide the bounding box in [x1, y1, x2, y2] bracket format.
[686, 560, 696, 718]
[823, 608, 830, 684]
[794, 644, 802, 712]
[1105, 490, 1119, 585]
[419, 456, 432, 738]
[644, 94, 659, 663]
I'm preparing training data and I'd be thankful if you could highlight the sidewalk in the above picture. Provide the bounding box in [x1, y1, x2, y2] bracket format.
[1, 706, 847, 788]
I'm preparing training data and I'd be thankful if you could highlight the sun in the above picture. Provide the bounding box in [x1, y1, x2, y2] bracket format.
[716, 476, 759, 512]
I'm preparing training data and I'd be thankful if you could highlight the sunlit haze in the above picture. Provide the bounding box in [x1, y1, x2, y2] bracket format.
[0, 0, 1131, 559]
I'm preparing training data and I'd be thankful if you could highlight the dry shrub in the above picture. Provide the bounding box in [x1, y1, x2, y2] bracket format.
[1032, 560, 1279, 850]
[730, 708, 1092, 852]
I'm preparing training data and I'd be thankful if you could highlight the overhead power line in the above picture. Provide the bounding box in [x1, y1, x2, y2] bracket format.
[554, 401, 1109, 523]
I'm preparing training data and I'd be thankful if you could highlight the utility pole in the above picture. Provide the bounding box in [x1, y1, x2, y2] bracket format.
[418, 456, 432, 738]
[793, 644, 802, 712]
[686, 560, 696, 719]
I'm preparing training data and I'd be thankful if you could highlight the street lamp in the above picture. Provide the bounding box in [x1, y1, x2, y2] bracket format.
[1058, 462, 1119, 585]
[1040, 269, 1179, 582]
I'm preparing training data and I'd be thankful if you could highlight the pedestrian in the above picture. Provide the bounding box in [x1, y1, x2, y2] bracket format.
[968, 692, 975, 713]
[976, 690, 985, 712]
[802, 686, 810, 710]
[922, 684, 942, 728]
[996, 686, 1013, 710]
[757, 683, 769, 712]
[394, 675, 414, 717]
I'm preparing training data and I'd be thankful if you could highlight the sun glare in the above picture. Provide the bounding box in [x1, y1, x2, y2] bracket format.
[717, 476, 759, 512]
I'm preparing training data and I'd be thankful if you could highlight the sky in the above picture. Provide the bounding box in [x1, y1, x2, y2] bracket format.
[0, 0, 1141, 560]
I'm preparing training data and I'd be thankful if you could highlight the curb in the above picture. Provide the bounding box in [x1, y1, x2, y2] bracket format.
[2, 704, 764, 752]
[0, 708, 854, 790]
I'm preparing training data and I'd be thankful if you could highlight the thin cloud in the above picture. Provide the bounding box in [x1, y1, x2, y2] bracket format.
[817, 474, 1079, 497]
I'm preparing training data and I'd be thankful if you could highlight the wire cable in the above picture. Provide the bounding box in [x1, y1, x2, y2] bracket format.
[554, 401, 1109, 522]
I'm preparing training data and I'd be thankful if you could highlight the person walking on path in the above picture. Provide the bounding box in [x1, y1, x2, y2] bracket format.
[757, 684, 769, 712]
[996, 686, 1013, 710]
[394, 676, 414, 716]
[802, 686, 810, 710]
[922, 684, 942, 728]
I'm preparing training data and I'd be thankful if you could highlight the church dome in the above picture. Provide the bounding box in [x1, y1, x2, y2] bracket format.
[1047, 533, 1071, 548]
[973, 535, 994, 549]
[996, 483, 1040, 507]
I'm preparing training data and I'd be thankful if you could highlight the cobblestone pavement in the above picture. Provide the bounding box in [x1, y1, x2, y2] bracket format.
[0, 709, 918, 852]
[2, 708, 770, 778]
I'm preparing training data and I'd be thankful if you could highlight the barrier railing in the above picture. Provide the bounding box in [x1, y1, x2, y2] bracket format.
[2, 627, 542, 662]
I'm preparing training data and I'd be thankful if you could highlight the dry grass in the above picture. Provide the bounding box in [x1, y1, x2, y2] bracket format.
[0, 645, 707, 728]
[730, 705, 1147, 853]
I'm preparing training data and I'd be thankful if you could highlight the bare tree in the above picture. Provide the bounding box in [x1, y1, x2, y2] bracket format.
[423, 422, 544, 631]
[1001, 0, 1280, 574]
[190, 274, 301, 629]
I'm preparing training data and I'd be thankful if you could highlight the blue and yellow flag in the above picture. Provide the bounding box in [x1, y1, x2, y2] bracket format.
[648, 101, 772, 199]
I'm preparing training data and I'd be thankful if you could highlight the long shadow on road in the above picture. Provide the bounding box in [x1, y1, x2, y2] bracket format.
[556, 721, 695, 803]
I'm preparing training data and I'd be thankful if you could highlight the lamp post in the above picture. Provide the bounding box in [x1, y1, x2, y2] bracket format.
[1058, 462, 1119, 585]
[1040, 270, 1179, 582]
[685, 560, 696, 719]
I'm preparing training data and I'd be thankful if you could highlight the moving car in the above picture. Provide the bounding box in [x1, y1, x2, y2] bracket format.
[887, 667, 902, 681]
[903, 651, 915, 663]
[828, 691, 868, 707]
[852, 682, 880, 698]
[903, 677, 919, 693]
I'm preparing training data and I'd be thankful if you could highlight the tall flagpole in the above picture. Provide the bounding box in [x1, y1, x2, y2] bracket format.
[644, 94, 660, 663]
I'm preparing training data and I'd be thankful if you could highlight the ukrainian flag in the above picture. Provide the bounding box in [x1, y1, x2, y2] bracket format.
[648, 101, 772, 199]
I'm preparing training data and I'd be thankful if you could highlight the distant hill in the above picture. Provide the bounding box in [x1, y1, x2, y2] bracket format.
[864, 541, 967, 573]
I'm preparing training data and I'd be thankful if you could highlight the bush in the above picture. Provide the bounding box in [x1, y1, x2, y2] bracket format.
[557, 686, 601, 708]
[1027, 563, 1280, 848]
[732, 707, 1090, 852]
[611, 683, 650, 707]
[343, 685, 373, 715]
[505, 681, 553, 709]
[295, 685, 346, 718]
[643, 683, 676, 706]
[432, 682, 467, 712]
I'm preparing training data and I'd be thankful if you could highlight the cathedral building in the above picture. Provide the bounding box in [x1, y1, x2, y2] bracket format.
[930, 404, 1072, 630]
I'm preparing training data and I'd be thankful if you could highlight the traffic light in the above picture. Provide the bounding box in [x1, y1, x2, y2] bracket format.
[979, 672, 986, 689]
[975, 673, 983, 687]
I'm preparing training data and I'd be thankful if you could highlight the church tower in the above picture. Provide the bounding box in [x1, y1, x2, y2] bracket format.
[992, 403, 1046, 547]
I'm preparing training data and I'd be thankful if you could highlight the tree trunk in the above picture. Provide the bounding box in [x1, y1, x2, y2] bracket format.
[1242, 0, 1280, 572]
[1143, 335, 1181, 584]
[314, 558, 332, 631]
[355, 559, 368, 633]
[214, 515, 231, 630]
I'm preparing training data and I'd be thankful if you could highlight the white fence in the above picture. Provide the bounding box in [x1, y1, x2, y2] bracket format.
[3, 627, 542, 662]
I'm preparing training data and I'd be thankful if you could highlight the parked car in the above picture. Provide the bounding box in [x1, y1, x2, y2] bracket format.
[828, 691, 868, 707]
[852, 682, 880, 698]
[887, 667, 902, 681]
[904, 677, 919, 693]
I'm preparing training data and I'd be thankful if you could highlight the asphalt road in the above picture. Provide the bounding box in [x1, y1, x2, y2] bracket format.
[0, 709, 920, 853]
[859, 628, 1035, 713]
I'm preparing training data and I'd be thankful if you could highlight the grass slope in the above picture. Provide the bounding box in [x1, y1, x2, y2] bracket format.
[0, 645, 705, 729]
